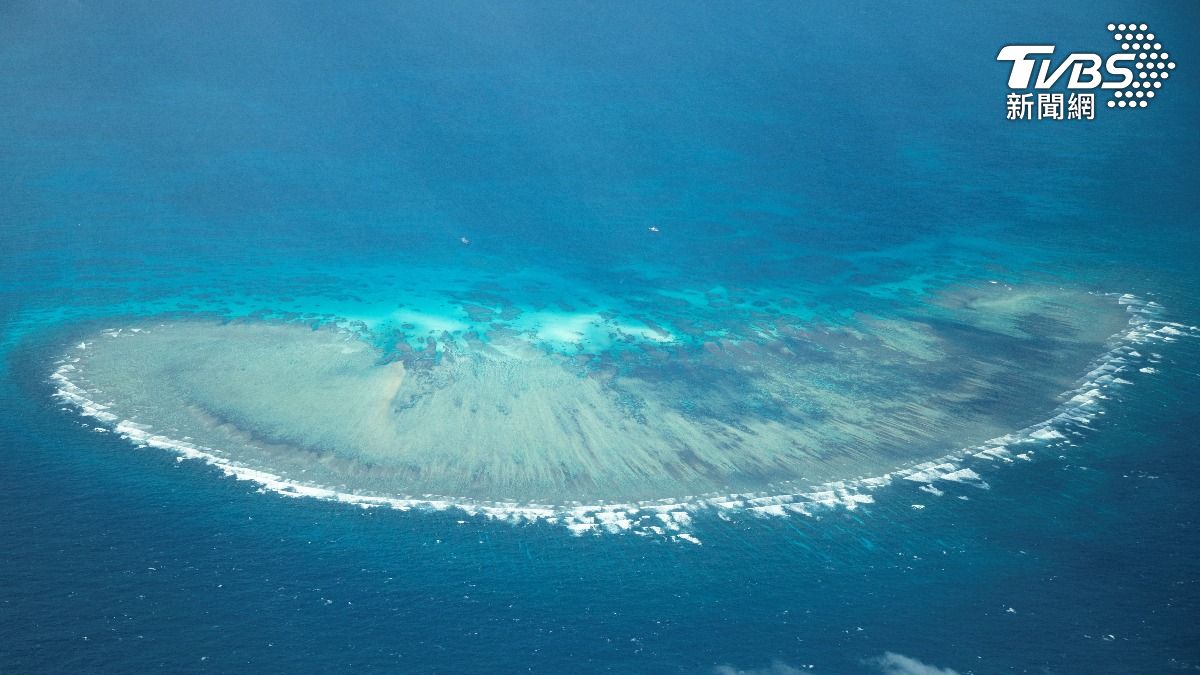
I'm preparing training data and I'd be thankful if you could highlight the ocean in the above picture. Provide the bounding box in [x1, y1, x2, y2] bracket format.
[1, 1, 1198, 672]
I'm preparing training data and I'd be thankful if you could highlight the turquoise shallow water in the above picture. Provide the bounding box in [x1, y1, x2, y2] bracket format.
[2, 1, 1200, 672]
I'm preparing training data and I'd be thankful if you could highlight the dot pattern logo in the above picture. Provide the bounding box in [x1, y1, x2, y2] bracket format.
[1107, 23, 1174, 109]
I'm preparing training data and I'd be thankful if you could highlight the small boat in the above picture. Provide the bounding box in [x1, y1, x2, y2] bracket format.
[460, 236, 471, 245]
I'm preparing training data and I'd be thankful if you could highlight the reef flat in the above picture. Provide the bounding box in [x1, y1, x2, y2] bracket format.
[52, 282, 1132, 507]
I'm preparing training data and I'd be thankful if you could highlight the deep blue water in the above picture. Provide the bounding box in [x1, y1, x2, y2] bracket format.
[2, 1, 1199, 672]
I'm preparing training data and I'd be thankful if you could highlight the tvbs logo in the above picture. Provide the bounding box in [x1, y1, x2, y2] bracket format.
[996, 23, 1175, 120]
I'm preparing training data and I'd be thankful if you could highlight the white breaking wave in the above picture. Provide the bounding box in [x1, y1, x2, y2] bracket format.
[50, 293, 1196, 544]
